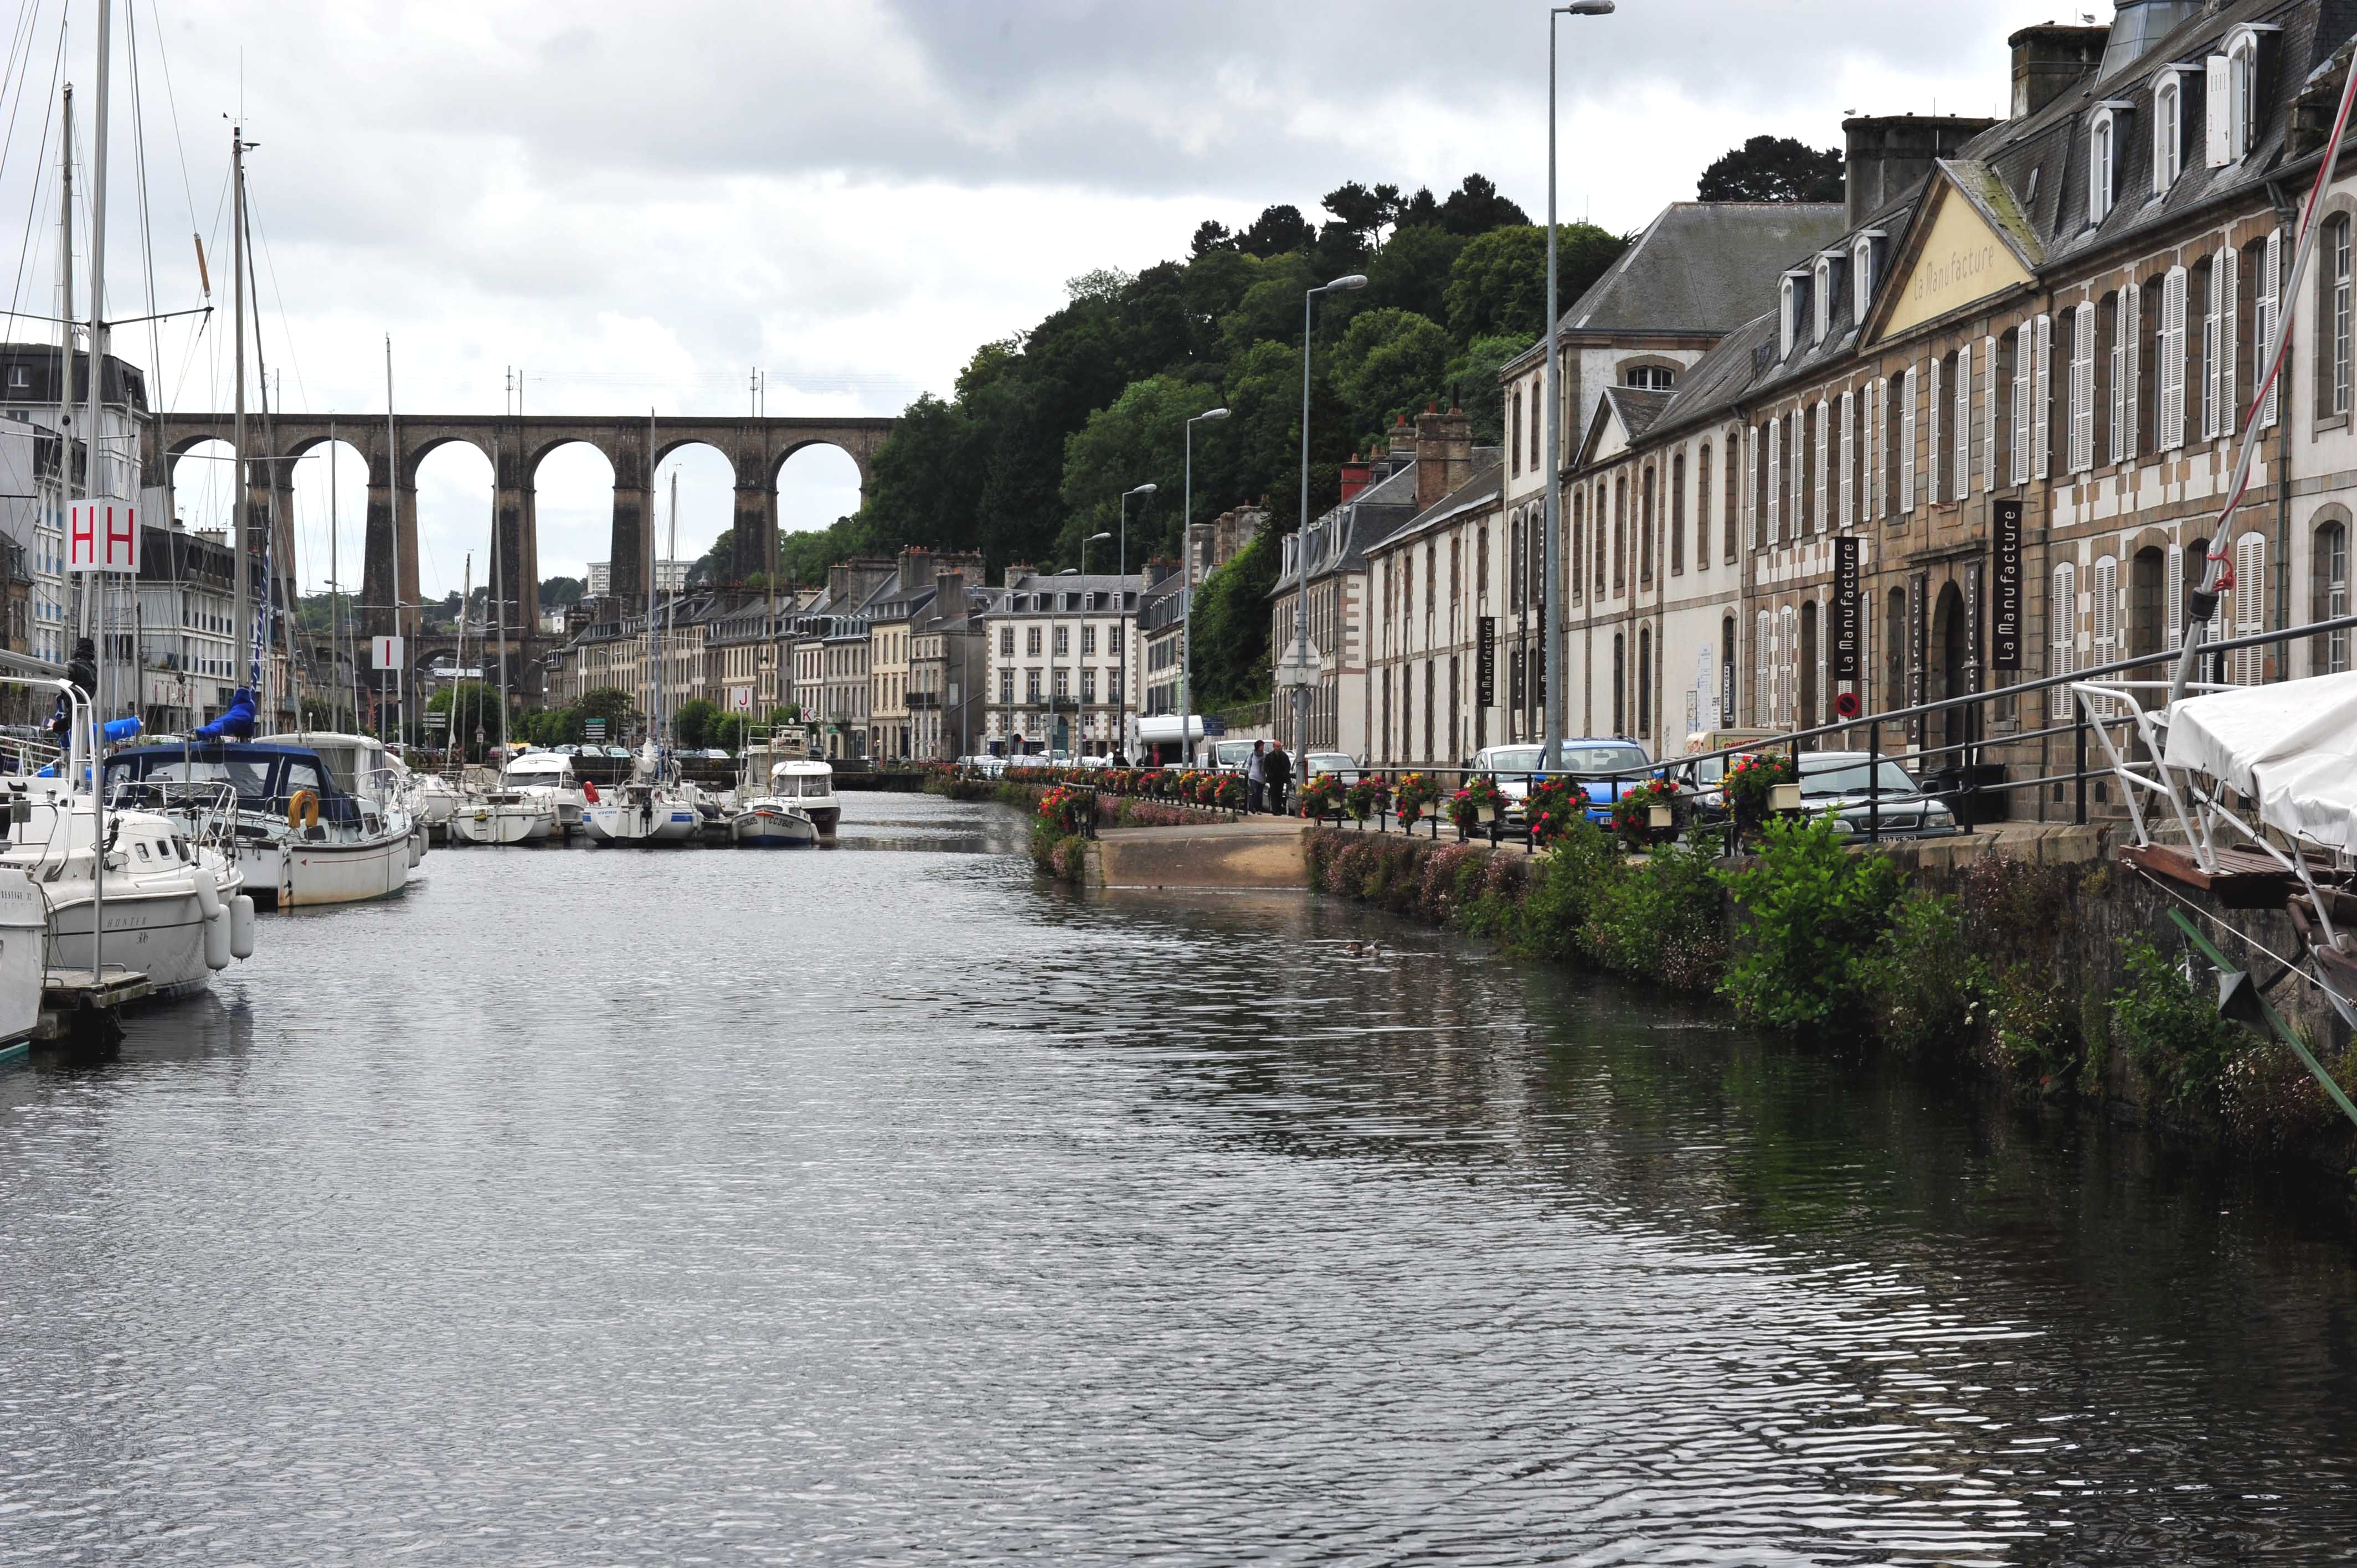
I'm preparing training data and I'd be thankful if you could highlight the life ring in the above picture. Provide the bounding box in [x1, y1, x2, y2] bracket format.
[286, 788, 321, 831]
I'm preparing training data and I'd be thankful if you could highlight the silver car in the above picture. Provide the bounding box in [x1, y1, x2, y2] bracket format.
[1796, 752, 1959, 838]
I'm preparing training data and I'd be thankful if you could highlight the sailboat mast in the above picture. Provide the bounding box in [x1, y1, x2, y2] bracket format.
[665, 468, 678, 750]
[492, 435, 507, 762]
[85, 0, 112, 984]
[385, 337, 400, 751]
[230, 122, 246, 695]
[449, 550, 468, 770]
[644, 408, 656, 750]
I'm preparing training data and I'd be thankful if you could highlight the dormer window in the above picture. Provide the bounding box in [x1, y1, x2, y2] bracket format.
[2090, 104, 2131, 223]
[2153, 68, 2195, 194]
[6, 367, 24, 391]
[1779, 271, 1810, 358]
[2217, 25, 2280, 166]
[1623, 364, 1675, 391]
[1851, 232, 1883, 322]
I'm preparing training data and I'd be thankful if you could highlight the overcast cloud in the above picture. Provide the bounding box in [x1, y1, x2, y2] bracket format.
[21, 0, 2084, 597]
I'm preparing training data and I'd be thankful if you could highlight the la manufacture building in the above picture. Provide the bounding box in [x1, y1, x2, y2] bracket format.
[1548, 0, 2357, 802]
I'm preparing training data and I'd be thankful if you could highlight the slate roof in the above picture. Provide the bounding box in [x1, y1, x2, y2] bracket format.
[1365, 452, 1505, 557]
[1560, 202, 1850, 338]
[1272, 456, 1422, 593]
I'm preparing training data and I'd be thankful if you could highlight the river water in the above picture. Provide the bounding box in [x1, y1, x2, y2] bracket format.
[4, 792, 2356, 1565]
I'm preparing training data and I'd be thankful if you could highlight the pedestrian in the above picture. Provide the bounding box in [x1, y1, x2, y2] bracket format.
[1263, 740, 1293, 817]
[1247, 739, 1268, 814]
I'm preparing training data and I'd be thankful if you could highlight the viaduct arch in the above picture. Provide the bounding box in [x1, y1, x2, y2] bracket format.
[143, 412, 895, 641]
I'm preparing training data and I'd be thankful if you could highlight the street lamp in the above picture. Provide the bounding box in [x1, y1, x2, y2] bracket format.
[1286, 273, 1366, 771]
[1118, 482, 1155, 761]
[1073, 536, 1109, 757]
[1181, 407, 1230, 768]
[1544, 0, 1614, 771]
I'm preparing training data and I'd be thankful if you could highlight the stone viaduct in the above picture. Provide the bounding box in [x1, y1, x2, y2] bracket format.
[141, 412, 896, 639]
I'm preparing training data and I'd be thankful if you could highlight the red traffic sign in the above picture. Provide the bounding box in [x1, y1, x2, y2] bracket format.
[1833, 690, 1861, 720]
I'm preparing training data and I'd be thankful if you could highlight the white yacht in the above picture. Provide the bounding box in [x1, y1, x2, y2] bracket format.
[502, 750, 586, 839]
[768, 759, 840, 841]
[1, 776, 253, 999]
[727, 796, 817, 847]
[583, 745, 699, 845]
[448, 787, 554, 845]
[0, 864, 47, 1049]
[413, 771, 462, 839]
[104, 734, 414, 910]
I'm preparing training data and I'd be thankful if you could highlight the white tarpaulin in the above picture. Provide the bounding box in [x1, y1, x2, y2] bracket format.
[2163, 670, 2357, 851]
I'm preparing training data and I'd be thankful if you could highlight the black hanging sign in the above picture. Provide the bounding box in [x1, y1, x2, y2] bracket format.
[1477, 616, 1496, 706]
[1908, 571, 1928, 746]
[1832, 536, 1862, 680]
[1991, 497, 2024, 670]
[1964, 559, 1985, 696]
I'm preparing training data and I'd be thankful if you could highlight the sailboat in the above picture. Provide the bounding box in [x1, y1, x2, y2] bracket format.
[583, 440, 696, 845]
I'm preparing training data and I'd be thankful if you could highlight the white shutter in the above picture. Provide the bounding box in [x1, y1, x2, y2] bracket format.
[1779, 605, 1797, 728]
[2201, 261, 2221, 440]
[1955, 340, 1973, 497]
[2092, 555, 2119, 672]
[2206, 54, 2233, 168]
[1814, 398, 1829, 534]
[2233, 531, 2267, 684]
[1840, 389, 1855, 528]
[2219, 245, 2238, 439]
[2161, 266, 2188, 449]
[2166, 540, 2185, 648]
[2122, 283, 2141, 457]
[1982, 334, 1997, 492]
[2110, 293, 2130, 464]
[2071, 301, 2096, 472]
[1901, 369, 1918, 512]
[2011, 333, 2032, 486]
[1767, 417, 1781, 544]
[2051, 560, 2077, 718]
[1872, 379, 1887, 518]
[1743, 424, 1758, 543]
[2260, 229, 2281, 427]
[2033, 312, 2053, 478]
[1928, 355, 1943, 504]
[1754, 610, 1771, 725]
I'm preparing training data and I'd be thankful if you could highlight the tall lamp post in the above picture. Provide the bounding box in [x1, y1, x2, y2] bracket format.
[1181, 407, 1230, 768]
[1070, 534, 1109, 756]
[1286, 272, 1367, 765]
[1544, 0, 1615, 770]
[1118, 482, 1155, 761]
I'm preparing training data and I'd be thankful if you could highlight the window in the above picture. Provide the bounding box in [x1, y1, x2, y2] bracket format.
[6, 367, 24, 391]
[1779, 274, 1807, 358]
[1900, 368, 1918, 512]
[2070, 301, 2096, 472]
[1670, 452, 1685, 574]
[2090, 109, 2118, 223]
[1623, 364, 1675, 391]
[2330, 216, 2353, 418]
[1851, 234, 1878, 322]
[1081, 625, 1095, 656]
[2154, 71, 2185, 193]
[2231, 532, 2268, 685]
[1641, 465, 1657, 582]
[1025, 626, 1042, 657]
[1025, 668, 1041, 702]
[1080, 668, 1095, 703]
[1814, 256, 1835, 344]
[1053, 625, 1069, 657]
[2258, 228, 2283, 427]
[1697, 442, 1713, 566]
[2317, 517, 2350, 674]
[2109, 288, 2137, 463]
[2160, 267, 2189, 447]
[1511, 387, 1523, 474]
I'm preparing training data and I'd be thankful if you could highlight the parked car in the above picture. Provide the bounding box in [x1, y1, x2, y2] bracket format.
[1301, 750, 1362, 786]
[554, 743, 580, 756]
[1794, 752, 1959, 838]
[604, 745, 632, 759]
[1469, 739, 1652, 826]
[1207, 738, 1259, 774]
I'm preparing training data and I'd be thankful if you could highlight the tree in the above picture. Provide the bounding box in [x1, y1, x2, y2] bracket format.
[1362, 223, 1465, 326]
[1237, 203, 1314, 257]
[1331, 308, 1453, 446]
[1057, 374, 1211, 566]
[1438, 173, 1530, 235]
[1187, 529, 1278, 708]
[1444, 223, 1629, 343]
[1697, 136, 1844, 203]
[1190, 219, 1234, 257]
[1444, 334, 1527, 447]
[538, 575, 585, 607]
[672, 698, 722, 750]
[426, 680, 505, 761]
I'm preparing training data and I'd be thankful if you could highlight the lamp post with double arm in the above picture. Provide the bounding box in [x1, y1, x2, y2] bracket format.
[1118, 482, 1155, 761]
[1180, 408, 1229, 768]
[1286, 274, 1367, 768]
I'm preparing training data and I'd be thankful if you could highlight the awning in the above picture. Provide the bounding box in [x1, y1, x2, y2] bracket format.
[2163, 670, 2357, 851]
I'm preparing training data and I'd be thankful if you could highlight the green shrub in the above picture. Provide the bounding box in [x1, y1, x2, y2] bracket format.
[1496, 820, 1621, 960]
[1984, 962, 2080, 1083]
[1588, 834, 1726, 991]
[1717, 812, 1900, 1031]
[1862, 891, 1984, 1058]
[2110, 935, 2247, 1116]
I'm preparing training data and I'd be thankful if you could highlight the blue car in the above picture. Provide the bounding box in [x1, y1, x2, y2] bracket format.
[1469, 739, 1653, 826]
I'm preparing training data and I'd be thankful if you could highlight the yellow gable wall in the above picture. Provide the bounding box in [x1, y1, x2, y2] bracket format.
[1876, 185, 2034, 342]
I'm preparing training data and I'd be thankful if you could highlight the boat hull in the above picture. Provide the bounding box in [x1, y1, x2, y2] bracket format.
[584, 802, 699, 844]
[43, 888, 220, 1000]
[449, 807, 541, 845]
[241, 832, 414, 909]
[0, 872, 44, 1045]
[729, 808, 816, 847]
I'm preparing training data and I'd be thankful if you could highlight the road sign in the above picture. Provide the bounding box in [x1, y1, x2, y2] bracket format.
[728, 685, 753, 712]
[68, 501, 138, 572]
[370, 635, 405, 671]
[425, 711, 447, 730]
[585, 718, 607, 741]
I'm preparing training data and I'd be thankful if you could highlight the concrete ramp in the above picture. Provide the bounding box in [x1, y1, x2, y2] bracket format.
[1087, 818, 1310, 890]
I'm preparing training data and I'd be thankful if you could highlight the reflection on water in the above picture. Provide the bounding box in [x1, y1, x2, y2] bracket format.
[3, 790, 2355, 1565]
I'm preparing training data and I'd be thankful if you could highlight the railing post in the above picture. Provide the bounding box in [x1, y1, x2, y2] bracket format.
[1867, 721, 1881, 844]
[2074, 700, 2088, 827]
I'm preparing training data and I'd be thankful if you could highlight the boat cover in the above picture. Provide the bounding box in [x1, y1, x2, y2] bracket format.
[2164, 670, 2357, 851]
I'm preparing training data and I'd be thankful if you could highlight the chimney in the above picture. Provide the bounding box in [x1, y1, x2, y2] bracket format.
[1339, 451, 1372, 504]
[1841, 114, 1998, 230]
[898, 543, 935, 592]
[1003, 561, 1034, 589]
[1414, 401, 1473, 512]
[2009, 23, 2109, 120]
[1387, 411, 1417, 462]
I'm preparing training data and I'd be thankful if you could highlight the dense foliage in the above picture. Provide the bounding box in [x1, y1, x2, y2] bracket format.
[1696, 136, 1845, 203]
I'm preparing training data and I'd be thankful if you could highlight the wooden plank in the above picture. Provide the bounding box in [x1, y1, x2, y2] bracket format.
[2121, 843, 2297, 909]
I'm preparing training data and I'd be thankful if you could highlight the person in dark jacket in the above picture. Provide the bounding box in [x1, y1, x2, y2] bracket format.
[1246, 740, 1268, 813]
[1262, 742, 1294, 816]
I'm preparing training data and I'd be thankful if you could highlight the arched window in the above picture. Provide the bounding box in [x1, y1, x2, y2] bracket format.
[2326, 215, 2353, 417]
[2227, 28, 2263, 163]
[1638, 626, 1653, 737]
[1510, 386, 1523, 476]
[1697, 442, 1713, 568]
[1623, 364, 1676, 391]
[1612, 633, 1627, 735]
[2090, 109, 2118, 223]
[1613, 474, 1628, 592]
[2154, 73, 2184, 192]
[1640, 464, 1657, 583]
[1670, 451, 1686, 574]
[2316, 516, 2350, 674]
[2051, 560, 2079, 718]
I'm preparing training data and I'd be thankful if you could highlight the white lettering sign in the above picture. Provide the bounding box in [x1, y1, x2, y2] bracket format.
[68, 501, 137, 572]
[370, 635, 405, 671]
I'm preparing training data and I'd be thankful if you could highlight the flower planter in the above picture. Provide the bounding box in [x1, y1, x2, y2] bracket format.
[1646, 803, 1673, 831]
[1476, 804, 1497, 824]
[1769, 782, 1803, 814]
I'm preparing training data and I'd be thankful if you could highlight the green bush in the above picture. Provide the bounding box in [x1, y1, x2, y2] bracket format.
[1862, 891, 1984, 1058]
[1588, 833, 1727, 992]
[1498, 820, 1622, 960]
[2111, 935, 2247, 1116]
[1717, 812, 1900, 1031]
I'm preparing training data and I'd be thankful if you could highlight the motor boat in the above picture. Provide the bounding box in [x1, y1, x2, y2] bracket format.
[766, 759, 840, 841]
[104, 734, 415, 910]
[727, 797, 817, 846]
[447, 788, 554, 845]
[0, 864, 47, 1049]
[0, 774, 253, 1000]
[501, 749, 586, 840]
[413, 771, 462, 840]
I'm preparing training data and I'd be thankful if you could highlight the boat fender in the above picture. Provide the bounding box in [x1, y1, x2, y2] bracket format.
[581, 778, 599, 804]
[202, 906, 231, 971]
[286, 789, 320, 832]
[191, 864, 221, 920]
[228, 894, 256, 961]
[408, 828, 424, 868]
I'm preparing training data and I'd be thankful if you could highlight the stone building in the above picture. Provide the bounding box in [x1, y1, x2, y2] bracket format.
[1362, 448, 1505, 768]
[909, 572, 986, 761]
[980, 562, 1170, 758]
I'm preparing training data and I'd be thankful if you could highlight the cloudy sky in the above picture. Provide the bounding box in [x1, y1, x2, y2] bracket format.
[28, 0, 2088, 599]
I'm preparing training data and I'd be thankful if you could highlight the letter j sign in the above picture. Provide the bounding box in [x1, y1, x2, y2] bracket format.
[68, 501, 138, 572]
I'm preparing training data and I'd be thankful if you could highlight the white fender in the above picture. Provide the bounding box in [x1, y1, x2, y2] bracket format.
[202, 906, 231, 971]
[228, 894, 256, 961]
[408, 828, 425, 868]
[191, 864, 221, 920]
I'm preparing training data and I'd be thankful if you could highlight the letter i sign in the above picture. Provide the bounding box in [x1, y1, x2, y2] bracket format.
[68, 501, 138, 572]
